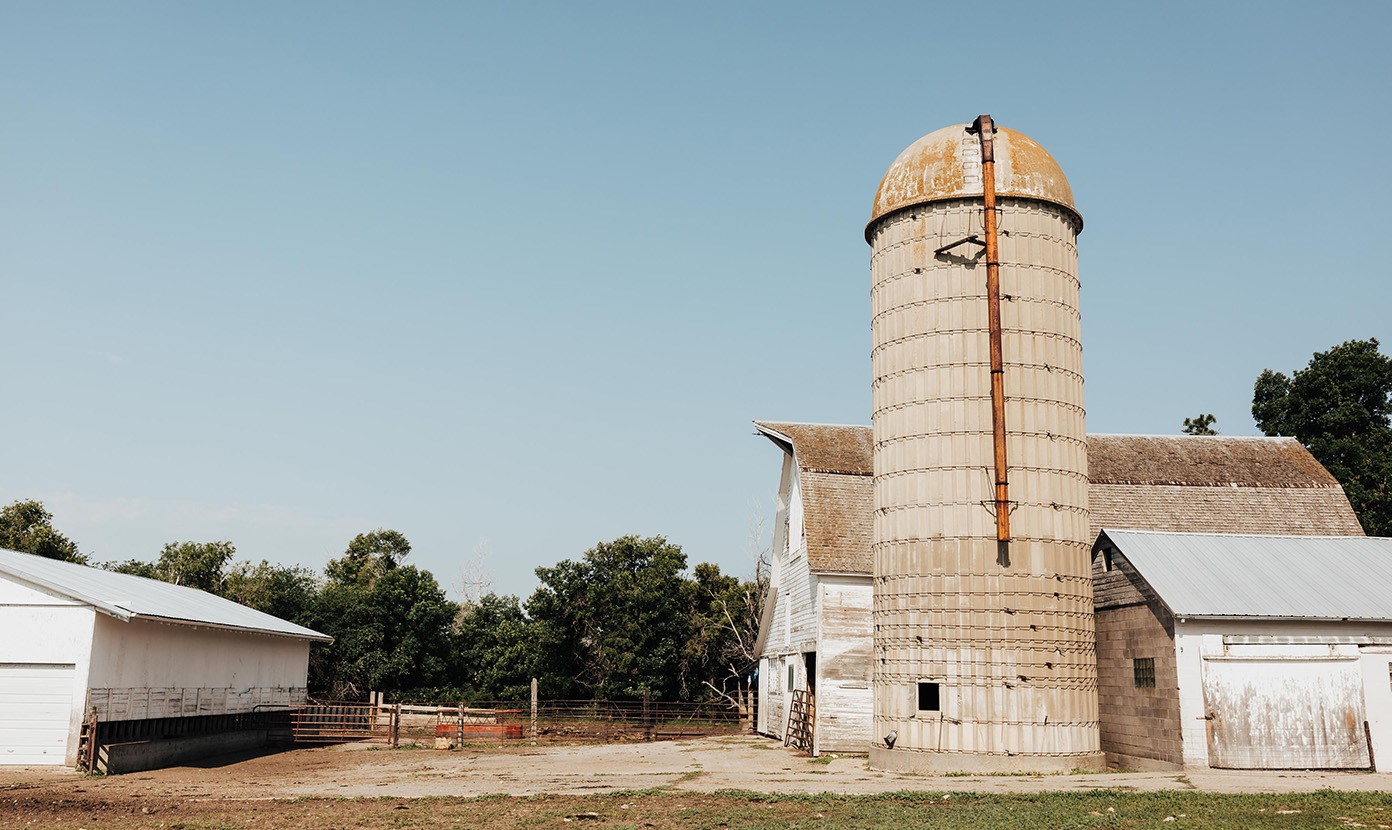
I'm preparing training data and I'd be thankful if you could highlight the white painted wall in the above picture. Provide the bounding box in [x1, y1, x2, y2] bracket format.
[0, 576, 97, 764]
[1174, 619, 1392, 769]
[1360, 647, 1392, 771]
[89, 614, 309, 690]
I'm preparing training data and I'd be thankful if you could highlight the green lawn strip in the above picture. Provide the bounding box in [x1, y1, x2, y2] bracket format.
[269, 790, 1392, 830]
[10, 788, 1392, 829]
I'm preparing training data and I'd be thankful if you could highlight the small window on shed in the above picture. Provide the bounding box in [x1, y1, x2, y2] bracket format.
[1102, 550, 1113, 572]
[1134, 657, 1156, 688]
[917, 682, 940, 712]
[788, 664, 795, 691]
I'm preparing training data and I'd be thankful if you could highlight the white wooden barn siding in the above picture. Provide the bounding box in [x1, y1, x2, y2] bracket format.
[814, 576, 873, 753]
[1174, 620, 1392, 771]
[759, 461, 816, 742]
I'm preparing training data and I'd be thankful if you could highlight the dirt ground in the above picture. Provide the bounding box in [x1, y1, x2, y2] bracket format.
[3, 735, 1392, 828]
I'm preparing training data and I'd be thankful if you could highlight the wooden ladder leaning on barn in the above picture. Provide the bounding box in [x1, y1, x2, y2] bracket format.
[75, 708, 99, 772]
[784, 689, 815, 754]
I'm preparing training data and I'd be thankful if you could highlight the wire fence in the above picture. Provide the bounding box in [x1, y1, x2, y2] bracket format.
[301, 697, 746, 746]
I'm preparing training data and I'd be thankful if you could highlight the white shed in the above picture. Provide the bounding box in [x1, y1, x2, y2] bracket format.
[0, 548, 330, 767]
[1093, 530, 1392, 771]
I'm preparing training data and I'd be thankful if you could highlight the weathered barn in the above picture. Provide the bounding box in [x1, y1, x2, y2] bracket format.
[753, 427, 1367, 763]
[0, 548, 330, 767]
[1092, 530, 1392, 771]
[752, 422, 873, 752]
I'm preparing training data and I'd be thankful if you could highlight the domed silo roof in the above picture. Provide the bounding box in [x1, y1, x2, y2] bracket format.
[867, 123, 1079, 239]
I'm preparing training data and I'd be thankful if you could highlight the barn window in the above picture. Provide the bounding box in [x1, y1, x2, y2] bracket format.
[1133, 657, 1156, 688]
[917, 682, 940, 712]
[788, 664, 795, 691]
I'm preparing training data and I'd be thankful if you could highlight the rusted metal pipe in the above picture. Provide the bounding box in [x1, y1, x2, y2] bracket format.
[971, 114, 1011, 543]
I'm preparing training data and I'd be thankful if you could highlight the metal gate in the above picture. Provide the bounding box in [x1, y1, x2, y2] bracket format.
[1202, 655, 1370, 769]
[289, 703, 396, 745]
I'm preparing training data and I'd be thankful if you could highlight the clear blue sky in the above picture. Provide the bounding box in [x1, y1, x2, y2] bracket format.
[3, 2, 1388, 598]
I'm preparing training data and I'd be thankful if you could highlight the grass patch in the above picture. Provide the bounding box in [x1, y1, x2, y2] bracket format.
[8, 786, 1392, 829]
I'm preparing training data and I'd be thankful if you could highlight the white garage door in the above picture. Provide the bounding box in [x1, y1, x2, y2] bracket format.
[0, 663, 76, 765]
[1202, 655, 1370, 769]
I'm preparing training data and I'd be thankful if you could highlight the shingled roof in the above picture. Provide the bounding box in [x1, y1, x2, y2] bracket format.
[1089, 435, 1363, 538]
[754, 425, 1364, 576]
[753, 422, 873, 475]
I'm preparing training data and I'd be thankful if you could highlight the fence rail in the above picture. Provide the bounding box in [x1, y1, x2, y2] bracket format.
[312, 698, 744, 745]
[290, 702, 396, 745]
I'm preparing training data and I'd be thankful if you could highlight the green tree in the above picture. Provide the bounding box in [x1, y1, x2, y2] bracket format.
[325, 528, 411, 585]
[451, 593, 539, 700]
[222, 560, 319, 624]
[0, 500, 85, 563]
[106, 558, 159, 578]
[311, 531, 457, 696]
[1253, 338, 1392, 535]
[153, 540, 236, 593]
[1182, 413, 1219, 435]
[528, 535, 693, 700]
[684, 561, 767, 706]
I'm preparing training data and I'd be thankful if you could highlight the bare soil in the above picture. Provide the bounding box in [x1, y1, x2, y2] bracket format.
[3, 735, 1391, 829]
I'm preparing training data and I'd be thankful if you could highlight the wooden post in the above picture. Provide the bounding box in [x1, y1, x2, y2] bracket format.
[530, 677, 538, 746]
[390, 703, 400, 749]
[643, 690, 653, 742]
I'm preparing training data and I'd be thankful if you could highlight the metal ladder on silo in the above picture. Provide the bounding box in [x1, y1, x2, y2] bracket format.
[784, 690, 814, 754]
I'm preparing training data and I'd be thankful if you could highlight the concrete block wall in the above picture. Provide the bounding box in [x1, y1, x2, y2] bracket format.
[1095, 604, 1182, 768]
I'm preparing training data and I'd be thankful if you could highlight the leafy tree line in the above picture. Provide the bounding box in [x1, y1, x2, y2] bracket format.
[1253, 338, 1392, 536]
[0, 502, 765, 703]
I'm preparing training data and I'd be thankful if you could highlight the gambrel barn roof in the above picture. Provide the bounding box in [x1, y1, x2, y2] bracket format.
[754, 425, 1364, 575]
[754, 422, 872, 574]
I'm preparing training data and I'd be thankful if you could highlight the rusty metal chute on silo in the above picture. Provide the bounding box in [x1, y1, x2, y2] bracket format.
[969, 113, 1011, 545]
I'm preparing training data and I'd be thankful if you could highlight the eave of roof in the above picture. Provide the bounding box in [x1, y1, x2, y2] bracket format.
[1094, 529, 1392, 622]
[0, 548, 333, 643]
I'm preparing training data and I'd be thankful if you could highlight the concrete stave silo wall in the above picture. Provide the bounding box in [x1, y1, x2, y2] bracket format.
[868, 188, 1100, 772]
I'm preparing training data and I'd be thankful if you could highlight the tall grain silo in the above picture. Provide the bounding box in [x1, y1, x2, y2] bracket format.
[866, 117, 1100, 772]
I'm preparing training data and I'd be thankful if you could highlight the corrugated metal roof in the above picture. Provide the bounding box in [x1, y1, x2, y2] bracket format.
[0, 547, 332, 642]
[1097, 530, 1392, 621]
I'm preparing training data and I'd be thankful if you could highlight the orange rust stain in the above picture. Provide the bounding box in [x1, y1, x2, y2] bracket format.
[869, 124, 1079, 233]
